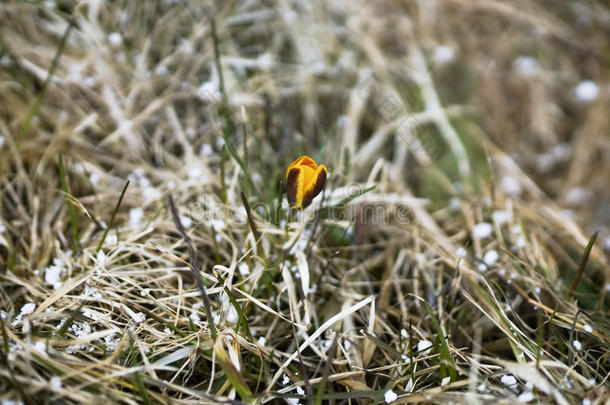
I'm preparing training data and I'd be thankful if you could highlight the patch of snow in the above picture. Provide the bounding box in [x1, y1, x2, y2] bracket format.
[45, 261, 65, 290]
[473, 222, 493, 239]
[518, 391, 535, 402]
[384, 389, 398, 403]
[129, 208, 144, 230]
[574, 80, 599, 103]
[483, 250, 499, 265]
[500, 176, 522, 196]
[108, 32, 123, 46]
[501, 374, 517, 386]
[492, 210, 511, 226]
[282, 374, 290, 385]
[11, 303, 36, 327]
[433, 45, 456, 64]
[32, 341, 46, 353]
[200, 143, 214, 156]
[513, 56, 540, 78]
[417, 339, 433, 355]
[565, 187, 590, 206]
[50, 376, 62, 391]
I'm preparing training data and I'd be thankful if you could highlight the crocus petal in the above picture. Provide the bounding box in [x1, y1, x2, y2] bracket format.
[285, 156, 328, 209]
[301, 164, 327, 209]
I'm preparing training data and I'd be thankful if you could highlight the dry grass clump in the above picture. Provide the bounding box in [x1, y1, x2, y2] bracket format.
[1, 1, 609, 404]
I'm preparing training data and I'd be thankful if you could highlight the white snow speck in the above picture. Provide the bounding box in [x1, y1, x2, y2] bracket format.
[50, 376, 62, 391]
[582, 399, 591, 405]
[198, 82, 221, 103]
[441, 376, 450, 386]
[483, 250, 499, 265]
[105, 233, 118, 245]
[449, 197, 461, 211]
[133, 312, 146, 324]
[500, 176, 522, 196]
[257, 336, 266, 346]
[492, 210, 511, 226]
[473, 222, 493, 239]
[155, 64, 168, 75]
[44, 262, 64, 290]
[1, 399, 24, 405]
[574, 80, 599, 103]
[513, 56, 540, 77]
[200, 143, 214, 156]
[108, 32, 123, 46]
[142, 186, 161, 201]
[180, 215, 192, 228]
[189, 311, 201, 322]
[501, 374, 517, 386]
[417, 339, 433, 355]
[405, 379, 414, 392]
[401, 328, 409, 338]
[384, 389, 398, 403]
[238, 262, 250, 275]
[129, 208, 144, 230]
[282, 374, 290, 385]
[94, 250, 107, 269]
[82, 308, 101, 321]
[12, 303, 35, 326]
[572, 340, 582, 351]
[456, 247, 467, 258]
[32, 341, 46, 353]
[433, 45, 456, 64]
[225, 304, 238, 324]
[565, 187, 590, 206]
[517, 391, 535, 402]
[0, 136, 4, 149]
[21, 303, 36, 315]
[584, 324, 593, 333]
[477, 383, 486, 392]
